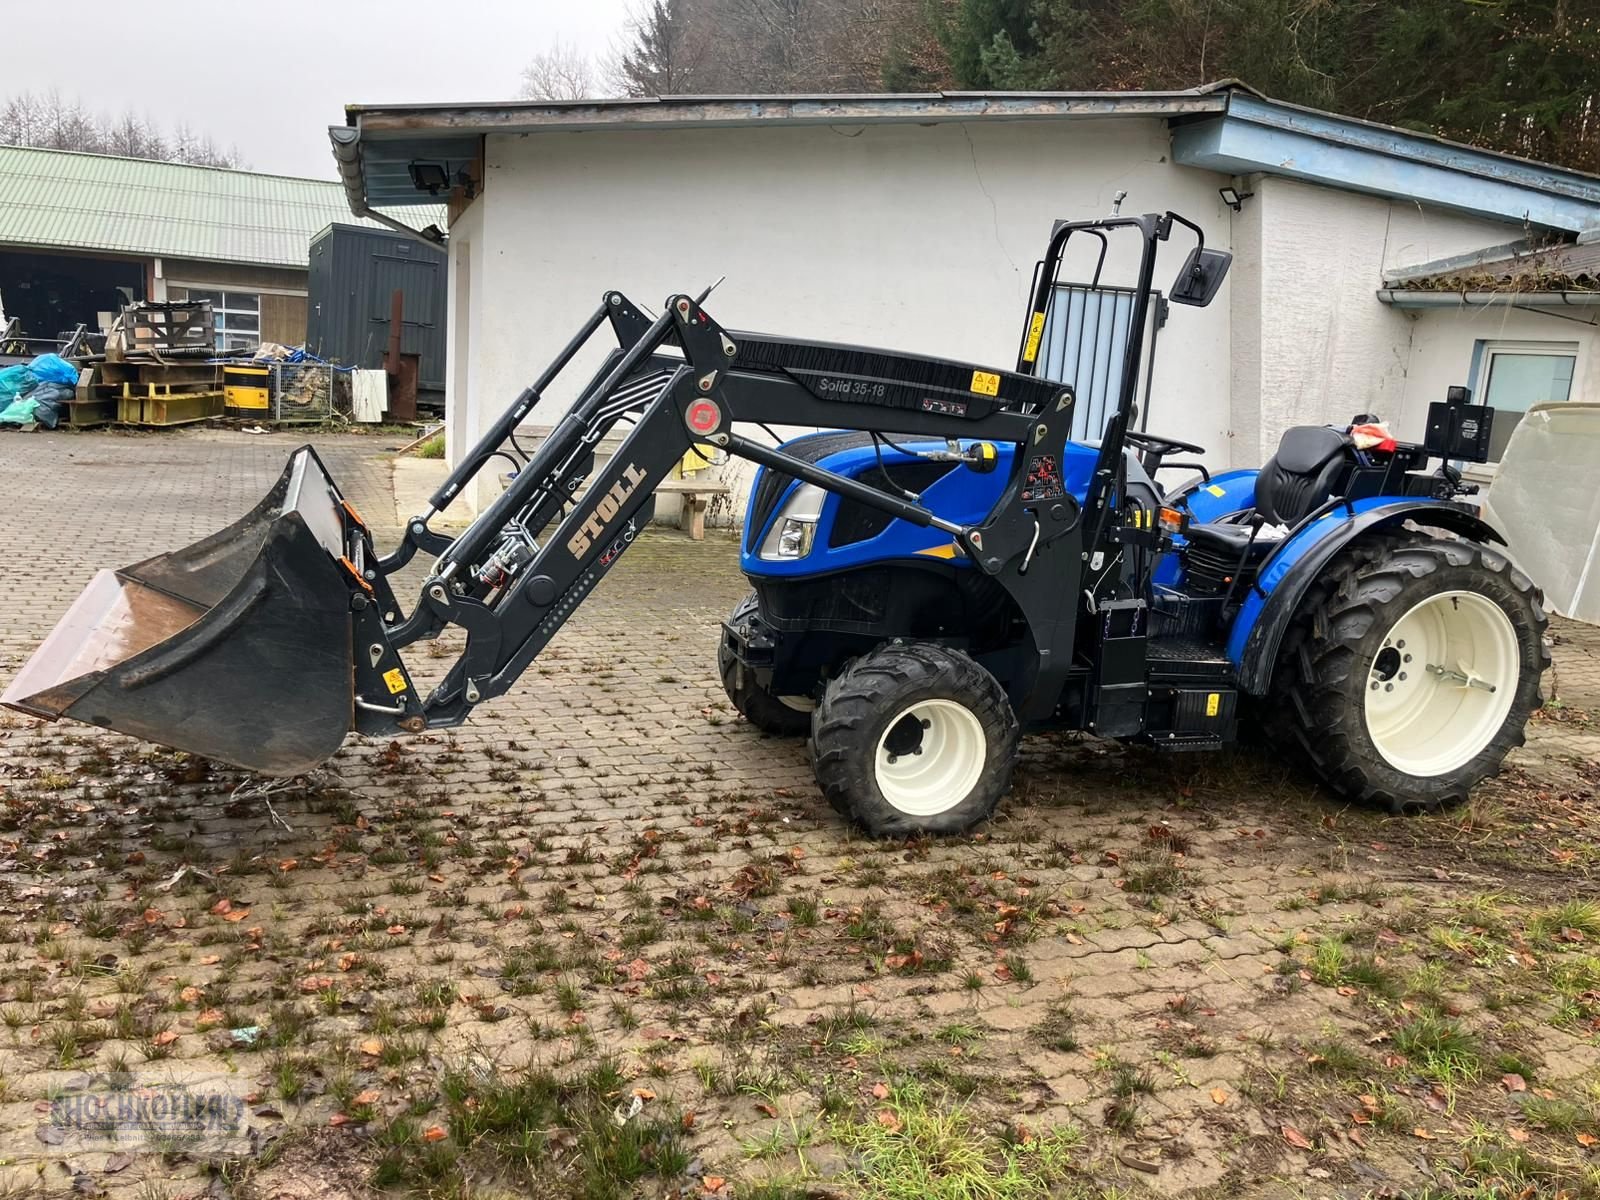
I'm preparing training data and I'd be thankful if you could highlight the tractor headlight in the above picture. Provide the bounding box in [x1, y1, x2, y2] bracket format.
[758, 484, 826, 561]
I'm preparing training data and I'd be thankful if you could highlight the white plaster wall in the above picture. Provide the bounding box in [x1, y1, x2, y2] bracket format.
[455, 118, 1233, 512]
[1397, 304, 1598, 441]
[1231, 175, 1526, 464]
[443, 199, 494, 514]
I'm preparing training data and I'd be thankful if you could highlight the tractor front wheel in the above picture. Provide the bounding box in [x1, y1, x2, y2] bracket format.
[1269, 535, 1548, 811]
[719, 592, 813, 736]
[810, 642, 1018, 836]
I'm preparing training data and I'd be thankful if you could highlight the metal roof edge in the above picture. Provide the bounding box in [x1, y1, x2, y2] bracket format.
[345, 89, 1230, 136]
[1223, 93, 1600, 198]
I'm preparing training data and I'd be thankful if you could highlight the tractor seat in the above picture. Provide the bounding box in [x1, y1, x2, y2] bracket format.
[1184, 426, 1353, 562]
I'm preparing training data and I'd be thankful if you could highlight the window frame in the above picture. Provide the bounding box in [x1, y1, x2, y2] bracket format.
[1470, 338, 1580, 470]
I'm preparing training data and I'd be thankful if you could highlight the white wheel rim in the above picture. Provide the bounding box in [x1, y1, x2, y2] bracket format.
[1363, 590, 1519, 777]
[872, 698, 986, 816]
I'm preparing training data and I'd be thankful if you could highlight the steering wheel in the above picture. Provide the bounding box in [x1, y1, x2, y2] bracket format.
[1123, 429, 1207, 459]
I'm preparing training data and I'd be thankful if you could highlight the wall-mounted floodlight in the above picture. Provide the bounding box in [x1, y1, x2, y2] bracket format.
[1219, 186, 1254, 212]
[407, 162, 451, 195]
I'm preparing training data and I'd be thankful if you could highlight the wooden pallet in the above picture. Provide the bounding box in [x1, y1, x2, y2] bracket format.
[117, 392, 224, 426]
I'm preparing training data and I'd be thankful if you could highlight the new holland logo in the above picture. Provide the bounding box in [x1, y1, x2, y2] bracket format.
[568, 463, 649, 558]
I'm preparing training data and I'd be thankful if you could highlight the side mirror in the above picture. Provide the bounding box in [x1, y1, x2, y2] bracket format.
[1170, 246, 1232, 307]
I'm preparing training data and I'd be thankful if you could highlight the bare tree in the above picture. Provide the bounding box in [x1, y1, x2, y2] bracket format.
[517, 39, 599, 100]
[0, 90, 244, 167]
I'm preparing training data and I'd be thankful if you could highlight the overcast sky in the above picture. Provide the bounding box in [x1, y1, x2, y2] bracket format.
[5, 0, 635, 177]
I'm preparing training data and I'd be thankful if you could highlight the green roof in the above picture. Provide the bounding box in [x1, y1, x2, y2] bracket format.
[0, 144, 443, 270]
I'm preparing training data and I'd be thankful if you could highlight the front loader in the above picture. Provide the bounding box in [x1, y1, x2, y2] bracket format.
[4, 208, 1547, 836]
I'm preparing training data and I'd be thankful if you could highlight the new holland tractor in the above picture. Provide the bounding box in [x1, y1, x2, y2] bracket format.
[3, 208, 1546, 837]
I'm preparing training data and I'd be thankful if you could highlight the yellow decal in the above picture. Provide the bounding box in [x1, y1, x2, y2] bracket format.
[970, 370, 1001, 397]
[383, 668, 408, 695]
[916, 543, 963, 560]
[1205, 692, 1220, 718]
[1205, 484, 1226, 497]
[1022, 311, 1046, 363]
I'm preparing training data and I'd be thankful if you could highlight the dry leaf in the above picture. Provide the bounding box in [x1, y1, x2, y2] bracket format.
[422, 1125, 447, 1143]
[1281, 1125, 1312, 1150]
[359, 1038, 383, 1056]
[1210, 1087, 1228, 1105]
[196, 1008, 226, 1027]
[755, 1102, 778, 1118]
[180, 986, 202, 1004]
[222, 908, 250, 923]
[199, 954, 221, 966]
[1412, 1128, 1437, 1140]
[876, 1109, 903, 1133]
[1501, 1073, 1527, 1092]
[871, 1082, 890, 1100]
[328, 1113, 350, 1127]
[632, 1087, 656, 1102]
[354, 1090, 381, 1105]
[151, 1030, 178, 1047]
[1577, 1132, 1598, 1148]
[386, 924, 407, 936]
[681, 1110, 696, 1130]
[209, 900, 232, 916]
[702, 1177, 726, 1194]
[1508, 1127, 1531, 1143]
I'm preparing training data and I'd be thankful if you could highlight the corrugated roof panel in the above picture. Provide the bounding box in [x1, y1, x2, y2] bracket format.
[0, 145, 443, 269]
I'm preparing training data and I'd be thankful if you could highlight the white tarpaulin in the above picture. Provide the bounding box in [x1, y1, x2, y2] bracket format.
[1482, 402, 1600, 625]
[351, 369, 387, 424]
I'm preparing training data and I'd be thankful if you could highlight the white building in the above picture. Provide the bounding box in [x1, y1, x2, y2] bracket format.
[329, 84, 1600, 514]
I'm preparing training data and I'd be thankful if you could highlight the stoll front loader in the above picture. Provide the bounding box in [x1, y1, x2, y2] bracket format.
[3, 210, 1547, 836]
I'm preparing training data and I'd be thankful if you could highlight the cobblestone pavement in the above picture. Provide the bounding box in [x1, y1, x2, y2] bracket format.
[0, 430, 1596, 1200]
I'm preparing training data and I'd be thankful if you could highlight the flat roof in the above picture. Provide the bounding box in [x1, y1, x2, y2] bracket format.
[330, 83, 1600, 235]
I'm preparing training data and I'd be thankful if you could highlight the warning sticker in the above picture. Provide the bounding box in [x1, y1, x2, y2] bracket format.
[1205, 692, 1220, 717]
[1205, 484, 1226, 497]
[1022, 311, 1046, 363]
[382, 668, 407, 695]
[969, 370, 1001, 397]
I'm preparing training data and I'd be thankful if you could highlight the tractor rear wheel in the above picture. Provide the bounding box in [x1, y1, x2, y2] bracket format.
[1267, 534, 1548, 812]
[810, 642, 1018, 836]
[719, 592, 813, 736]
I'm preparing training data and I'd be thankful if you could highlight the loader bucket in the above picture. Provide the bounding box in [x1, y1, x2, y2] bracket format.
[2, 448, 359, 776]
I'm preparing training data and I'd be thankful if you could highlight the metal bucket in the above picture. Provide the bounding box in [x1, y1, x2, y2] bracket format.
[2, 448, 361, 775]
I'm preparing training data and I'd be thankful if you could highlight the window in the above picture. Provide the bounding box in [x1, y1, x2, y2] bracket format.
[1477, 341, 1578, 461]
[176, 288, 261, 351]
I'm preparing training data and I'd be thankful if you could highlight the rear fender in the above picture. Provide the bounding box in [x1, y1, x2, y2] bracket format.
[1229, 500, 1505, 694]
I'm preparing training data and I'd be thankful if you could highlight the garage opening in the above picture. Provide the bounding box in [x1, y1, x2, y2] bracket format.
[0, 249, 145, 342]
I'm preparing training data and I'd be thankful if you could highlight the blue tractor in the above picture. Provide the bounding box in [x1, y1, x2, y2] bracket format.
[720, 211, 1548, 834]
[5, 209, 1547, 840]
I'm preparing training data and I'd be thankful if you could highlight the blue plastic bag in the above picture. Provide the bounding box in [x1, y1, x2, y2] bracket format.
[28, 353, 79, 386]
[0, 363, 34, 406]
[24, 381, 73, 429]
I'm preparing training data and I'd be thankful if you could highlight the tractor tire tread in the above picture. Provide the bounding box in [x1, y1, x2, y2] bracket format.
[1265, 531, 1548, 814]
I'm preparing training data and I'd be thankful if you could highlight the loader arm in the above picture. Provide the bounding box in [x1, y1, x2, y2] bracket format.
[388, 290, 1085, 733]
[6, 209, 1202, 776]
